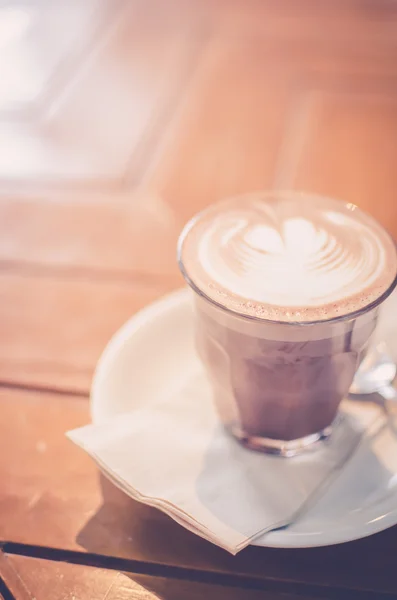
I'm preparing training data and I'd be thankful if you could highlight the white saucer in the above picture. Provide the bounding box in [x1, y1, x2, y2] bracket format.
[91, 288, 397, 549]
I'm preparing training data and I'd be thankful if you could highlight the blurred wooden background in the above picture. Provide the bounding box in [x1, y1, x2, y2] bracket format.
[1, 1, 397, 598]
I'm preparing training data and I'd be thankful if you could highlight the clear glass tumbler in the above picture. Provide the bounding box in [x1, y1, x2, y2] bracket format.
[178, 193, 397, 456]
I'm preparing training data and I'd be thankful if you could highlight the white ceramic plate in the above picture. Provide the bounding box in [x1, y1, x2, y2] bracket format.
[91, 288, 397, 548]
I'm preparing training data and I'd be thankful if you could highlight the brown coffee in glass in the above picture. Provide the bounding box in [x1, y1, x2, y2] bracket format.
[178, 192, 397, 456]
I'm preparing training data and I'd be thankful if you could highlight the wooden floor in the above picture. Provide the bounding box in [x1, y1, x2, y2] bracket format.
[1, 1, 397, 598]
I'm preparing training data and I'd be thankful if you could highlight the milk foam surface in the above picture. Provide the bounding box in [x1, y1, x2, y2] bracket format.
[179, 193, 397, 322]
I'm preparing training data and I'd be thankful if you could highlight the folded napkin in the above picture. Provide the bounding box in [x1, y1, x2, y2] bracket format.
[67, 373, 386, 554]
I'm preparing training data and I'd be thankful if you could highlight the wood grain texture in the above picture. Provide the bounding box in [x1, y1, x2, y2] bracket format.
[116, 576, 323, 600]
[0, 0, 396, 273]
[0, 390, 97, 548]
[0, 273, 178, 392]
[217, 1, 397, 86]
[1, 555, 321, 600]
[0, 552, 31, 600]
[290, 92, 397, 236]
[145, 9, 397, 227]
[145, 37, 293, 221]
[0, 191, 181, 277]
[1, 553, 137, 600]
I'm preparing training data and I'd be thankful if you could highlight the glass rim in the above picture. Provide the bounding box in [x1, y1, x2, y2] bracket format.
[178, 254, 397, 327]
[177, 192, 397, 327]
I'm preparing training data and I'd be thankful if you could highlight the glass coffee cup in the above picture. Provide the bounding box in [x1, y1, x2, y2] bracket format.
[178, 192, 397, 456]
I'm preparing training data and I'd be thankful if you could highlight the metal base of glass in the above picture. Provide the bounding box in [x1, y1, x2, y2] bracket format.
[229, 423, 334, 457]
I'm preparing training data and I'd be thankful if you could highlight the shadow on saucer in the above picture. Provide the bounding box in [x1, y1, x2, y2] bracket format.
[195, 420, 396, 537]
[373, 391, 397, 437]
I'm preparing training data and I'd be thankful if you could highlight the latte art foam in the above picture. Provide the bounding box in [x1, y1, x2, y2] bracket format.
[179, 193, 397, 322]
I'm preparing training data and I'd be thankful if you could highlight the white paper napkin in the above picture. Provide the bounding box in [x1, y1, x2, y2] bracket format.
[67, 373, 386, 554]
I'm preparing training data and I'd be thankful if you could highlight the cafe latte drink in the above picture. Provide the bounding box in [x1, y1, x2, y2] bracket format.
[178, 193, 397, 455]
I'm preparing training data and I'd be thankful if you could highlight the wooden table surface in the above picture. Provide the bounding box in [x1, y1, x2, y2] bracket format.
[1, 1, 397, 598]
